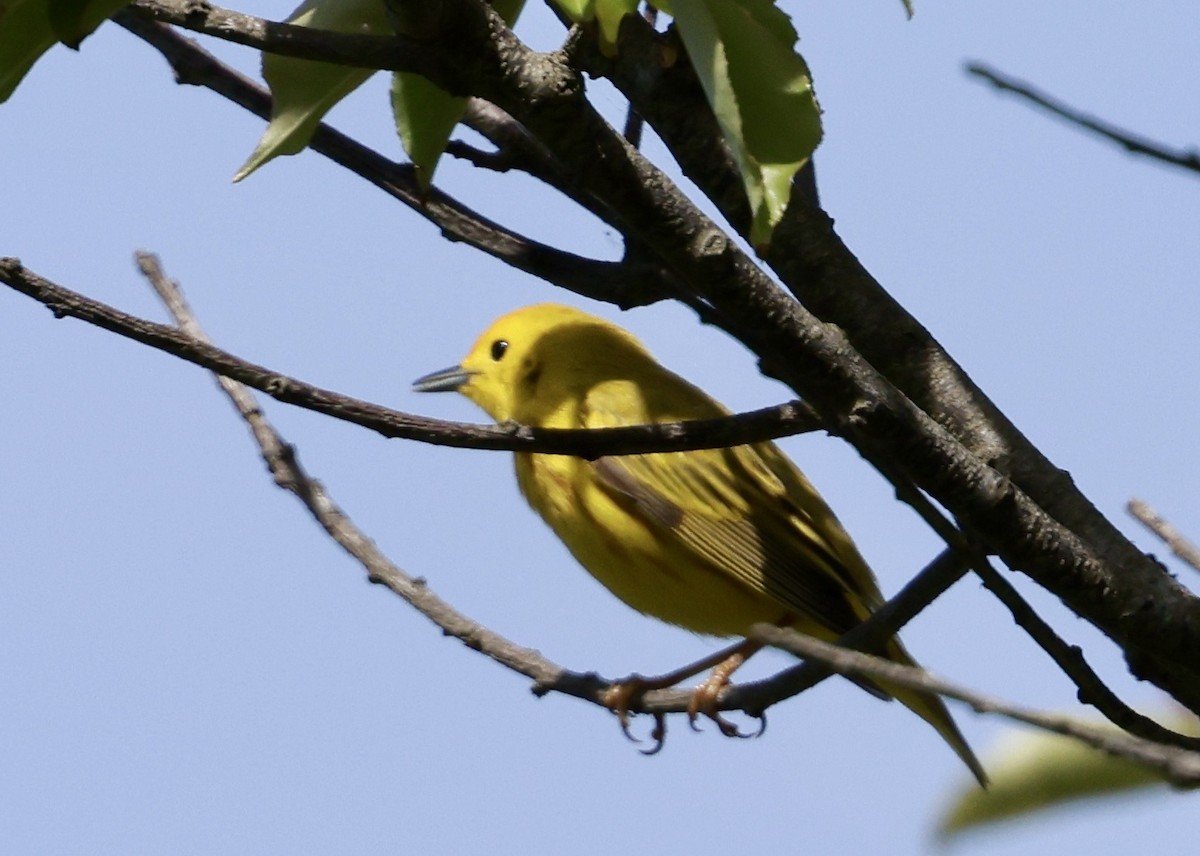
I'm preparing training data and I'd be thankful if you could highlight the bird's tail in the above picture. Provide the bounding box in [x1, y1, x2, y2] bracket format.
[877, 637, 988, 788]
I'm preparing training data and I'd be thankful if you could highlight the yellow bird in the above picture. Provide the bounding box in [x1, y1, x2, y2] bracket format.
[414, 303, 985, 785]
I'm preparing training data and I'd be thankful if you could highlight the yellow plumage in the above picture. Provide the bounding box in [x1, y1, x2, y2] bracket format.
[414, 303, 985, 784]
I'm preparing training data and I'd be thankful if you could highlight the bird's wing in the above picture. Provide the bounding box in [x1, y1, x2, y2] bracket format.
[583, 385, 877, 635]
[590, 449, 864, 635]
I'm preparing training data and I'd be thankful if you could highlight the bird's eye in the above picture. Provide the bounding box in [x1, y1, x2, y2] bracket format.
[490, 339, 509, 361]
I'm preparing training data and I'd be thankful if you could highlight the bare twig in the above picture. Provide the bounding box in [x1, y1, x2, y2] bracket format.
[455, 98, 616, 223]
[868, 451, 1200, 752]
[873, 452, 1200, 751]
[972, 557, 1200, 751]
[457, 99, 554, 173]
[752, 624, 1200, 788]
[718, 547, 972, 716]
[132, 252, 587, 694]
[0, 257, 821, 457]
[1129, 498, 1200, 575]
[620, 6, 659, 148]
[967, 63, 1200, 176]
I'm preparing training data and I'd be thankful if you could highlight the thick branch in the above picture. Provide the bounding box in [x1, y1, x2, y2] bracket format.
[580, 16, 1200, 704]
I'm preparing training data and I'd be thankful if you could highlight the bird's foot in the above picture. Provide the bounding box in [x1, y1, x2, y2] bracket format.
[602, 675, 669, 754]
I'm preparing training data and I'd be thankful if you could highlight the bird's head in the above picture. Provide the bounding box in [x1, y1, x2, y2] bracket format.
[412, 303, 649, 424]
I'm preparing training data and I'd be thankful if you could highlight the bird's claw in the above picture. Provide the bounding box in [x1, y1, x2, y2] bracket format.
[748, 710, 768, 738]
[637, 714, 668, 756]
[688, 707, 757, 738]
[603, 678, 671, 754]
[602, 679, 644, 743]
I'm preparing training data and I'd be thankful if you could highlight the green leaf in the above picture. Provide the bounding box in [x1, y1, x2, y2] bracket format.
[937, 711, 1199, 838]
[0, 0, 123, 103]
[390, 72, 466, 190]
[553, 0, 595, 21]
[389, 0, 526, 189]
[492, 0, 528, 32]
[234, 0, 392, 182]
[669, 0, 822, 248]
[548, 0, 636, 54]
[594, 0, 639, 54]
[46, 0, 118, 47]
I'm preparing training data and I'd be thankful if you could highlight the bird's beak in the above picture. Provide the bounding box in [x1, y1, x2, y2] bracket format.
[412, 365, 473, 393]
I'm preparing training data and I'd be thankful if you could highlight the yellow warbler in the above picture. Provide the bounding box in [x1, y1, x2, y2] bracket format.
[414, 303, 985, 785]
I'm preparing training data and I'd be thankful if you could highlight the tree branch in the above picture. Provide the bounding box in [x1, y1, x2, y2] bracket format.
[967, 63, 1200, 176]
[0, 257, 822, 456]
[113, 9, 678, 310]
[126, 0, 451, 79]
[725, 547, 972, 716]
[131, 251, 595, 700]
[838, 446, 1199, 750]
[973, 557, 1200, 751]
[751, 624, 1200, 788]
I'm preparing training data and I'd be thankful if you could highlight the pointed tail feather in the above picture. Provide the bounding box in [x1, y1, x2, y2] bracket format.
[878, 638, 988, 788]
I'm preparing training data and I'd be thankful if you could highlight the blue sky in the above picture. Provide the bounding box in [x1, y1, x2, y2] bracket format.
[2, 2, 1198, 854]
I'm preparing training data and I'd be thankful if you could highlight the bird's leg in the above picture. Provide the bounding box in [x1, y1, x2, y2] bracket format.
[602, 637, 766, 746]
[686, 638, 765, 737]
[687, 614, 797, 736]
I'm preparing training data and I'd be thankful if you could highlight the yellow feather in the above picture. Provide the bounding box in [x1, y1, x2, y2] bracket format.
[414, 303, 985, 785]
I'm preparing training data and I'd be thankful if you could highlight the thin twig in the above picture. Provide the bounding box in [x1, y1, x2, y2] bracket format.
[967, 63, 1200, 175]
[444, 139, 512, 171]
[132, 252, 580, 692]
[0, 257, 821, 456]
[724, 547, 971, 716]
[827, 440, 1200, 751]
[456, 98, 620, 225]
[1130, 498, 1200, 575]
[619, 6, 657, 147]
[972, 557, 1200, 750]
[864, 450, 1200, 750]
[752, 624, 1200, 788]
